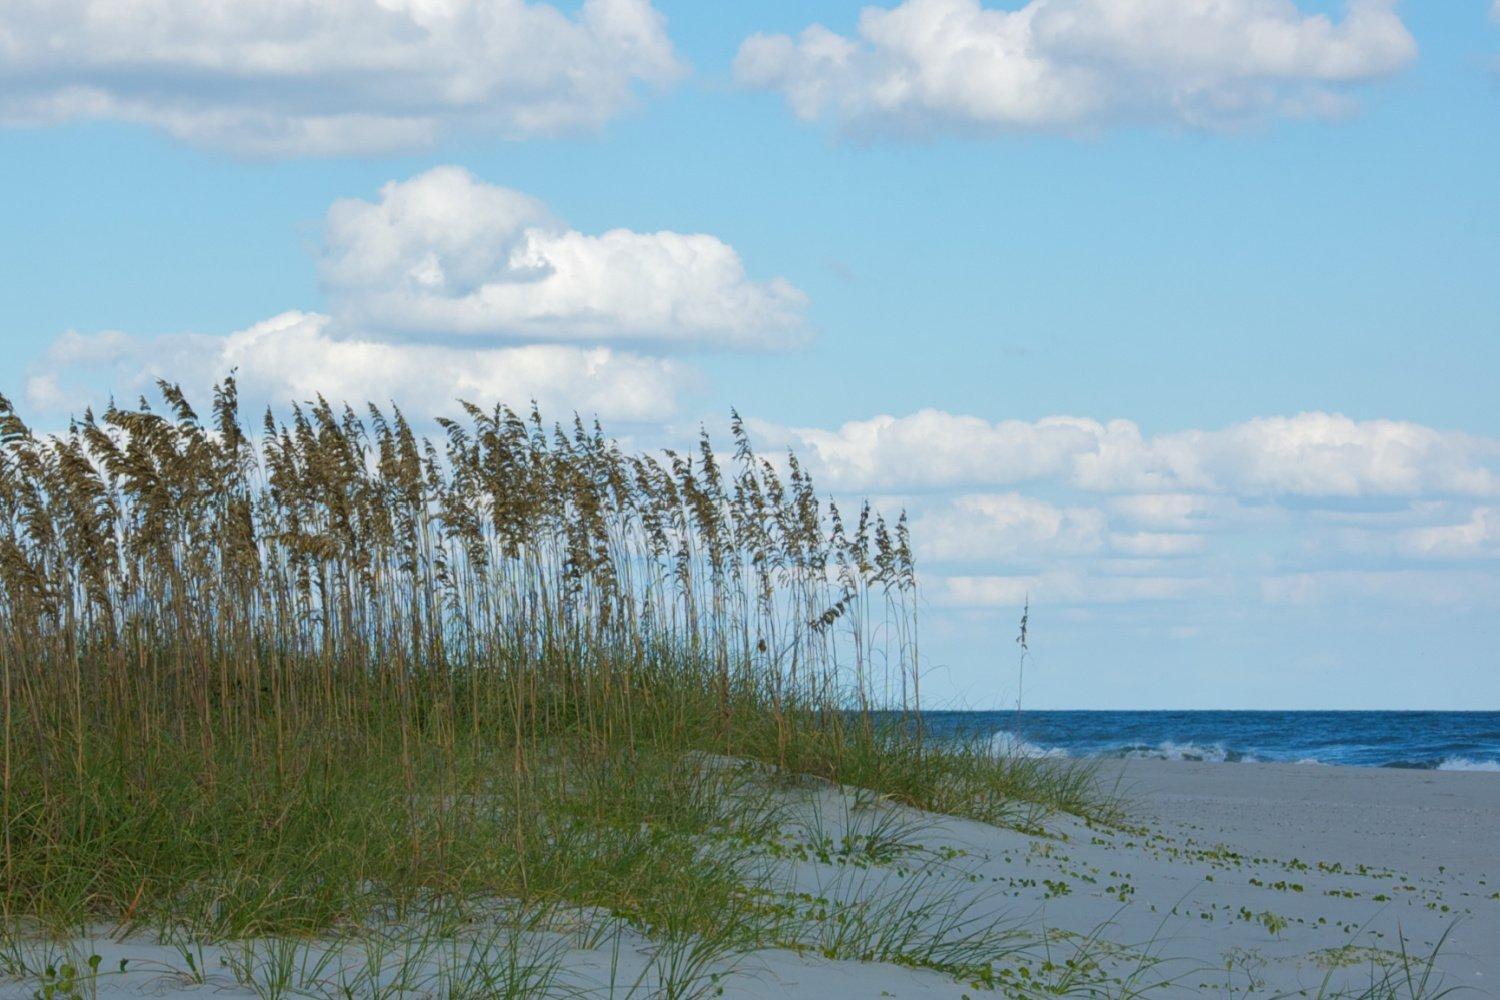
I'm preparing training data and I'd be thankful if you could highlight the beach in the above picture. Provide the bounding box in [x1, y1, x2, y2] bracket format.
[8, 758, 1496, 998]
[6, 0, 1497, 992]
[736, 758, 1500, 996]
[1010, 759, 1500, 994]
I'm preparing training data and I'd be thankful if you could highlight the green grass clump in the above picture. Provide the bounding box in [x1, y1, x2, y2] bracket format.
[0, 379, 1103, 984]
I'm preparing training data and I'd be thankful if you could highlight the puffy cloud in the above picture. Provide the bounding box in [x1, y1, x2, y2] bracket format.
[1398, 507, 1500, 560]
[0, 0, 683, 156]
[1074, 413, 1500, 495]
[322, 167, 807, 346]
[914, 493, 1105, 561]
[762, 410, 1500, 498]
[24, 312, 685, 423]
[736, 0, 1415, 135]
[911, 491, 1209, 565]
[20, 165, 809, 429]
[1106, 493, 1241, 530]
[749, 410, 1104, 489]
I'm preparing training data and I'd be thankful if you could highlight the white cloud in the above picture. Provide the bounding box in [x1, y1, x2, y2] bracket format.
[762, 410, 1500, 498]
[322, 167, 807, 346]
[914, 493, 1105, 561]
[1108, 531, 1206, 557]
[1399, 507, 1500, 560]
[25, 312, 686, 423]
[1106, 493, 1241, 529]
[0, 0, 683, 156]
[749, 410, 1104, 489]
[1075, 413, 1500, 495]
[21, 165, 809, 428]
[938, 570, 1213, 606]
[736, 0, 1415, 135]
[915, 493, 1205, 563]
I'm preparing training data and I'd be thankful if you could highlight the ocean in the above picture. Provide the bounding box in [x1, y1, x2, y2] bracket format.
[919, 710, 1500, 771]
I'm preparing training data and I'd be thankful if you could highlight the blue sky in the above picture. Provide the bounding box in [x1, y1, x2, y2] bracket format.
[1, 0, 1497, 708]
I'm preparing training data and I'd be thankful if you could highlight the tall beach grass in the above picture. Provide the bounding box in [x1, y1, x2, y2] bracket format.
[0, 379, 1102, 981]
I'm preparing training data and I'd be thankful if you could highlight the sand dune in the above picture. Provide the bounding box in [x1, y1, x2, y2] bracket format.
[7, 759, 1496, 998]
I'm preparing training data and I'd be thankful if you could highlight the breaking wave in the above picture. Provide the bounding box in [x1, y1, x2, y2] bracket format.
[1436, 756, 1500, 772]
[946, 713, 1500, 771]
[987, 732, 1070, 759]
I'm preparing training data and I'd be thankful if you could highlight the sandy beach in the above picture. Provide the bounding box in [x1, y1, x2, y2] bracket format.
[6, 758, 1496, 998]
[1016, 759, 1500, 993]
[739, 758, 1500, 996]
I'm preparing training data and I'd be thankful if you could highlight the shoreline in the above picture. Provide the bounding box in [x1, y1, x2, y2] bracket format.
[921, 708, 1500, 773]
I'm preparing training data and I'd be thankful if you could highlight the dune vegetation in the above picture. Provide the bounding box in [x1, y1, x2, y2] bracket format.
[0, 378, 1114, 995]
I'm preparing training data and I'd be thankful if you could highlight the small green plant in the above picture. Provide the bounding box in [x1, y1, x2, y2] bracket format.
[1258, 910, 1289, 936]
[31, 954, 100, 1000]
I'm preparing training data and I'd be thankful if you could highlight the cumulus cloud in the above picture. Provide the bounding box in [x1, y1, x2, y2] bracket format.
[1075, 414, 1500, 496]
[20, 165, 811, 429]
[910, 491, 1210, 567]
[0, 0, 683, 156]
[760, 410, 1500, 498]
[322, 167, 807, 346]
[1398, 507, 1500, 560]
[1106, 493, 1242, 530]
[914, 493, 1105, 561]
[748, 410, 1104, 489]
[736, 0, 1415, 135]
[24, 312, 685, 423]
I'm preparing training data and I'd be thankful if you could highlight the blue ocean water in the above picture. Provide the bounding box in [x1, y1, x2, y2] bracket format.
[919, 711, 1500, 771]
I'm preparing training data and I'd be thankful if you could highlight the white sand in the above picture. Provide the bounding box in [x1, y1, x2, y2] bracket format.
[5, 760, 1497, 998]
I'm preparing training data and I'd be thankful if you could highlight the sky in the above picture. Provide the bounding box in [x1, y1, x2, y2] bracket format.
[1, 0, 1497, 709]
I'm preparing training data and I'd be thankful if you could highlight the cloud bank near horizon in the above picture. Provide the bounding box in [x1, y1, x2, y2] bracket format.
[742, 408, 1500, 615]
[23, 320, 1500, 619]
[751, 409, 1500, 499]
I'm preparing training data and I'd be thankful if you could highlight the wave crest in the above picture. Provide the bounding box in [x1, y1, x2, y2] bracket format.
[988, 732, 1070, 759]
[1437, 756, 1500, 772]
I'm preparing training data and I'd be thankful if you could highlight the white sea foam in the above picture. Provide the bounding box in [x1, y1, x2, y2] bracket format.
[980, 731, 1496, 770]
[1117, 741, 1258, 763]
[985, 736, 1270, 763]
[988, 732, 1070, 759]
[1436, 756, 1500, 772]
